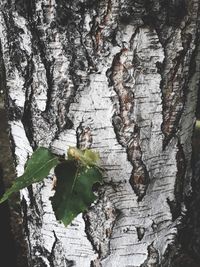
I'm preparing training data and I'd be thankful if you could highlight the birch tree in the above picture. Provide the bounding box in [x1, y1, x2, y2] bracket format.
[0, 0, 200, 266]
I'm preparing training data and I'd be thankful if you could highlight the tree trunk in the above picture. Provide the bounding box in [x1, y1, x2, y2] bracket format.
[0, 0, 200, 266]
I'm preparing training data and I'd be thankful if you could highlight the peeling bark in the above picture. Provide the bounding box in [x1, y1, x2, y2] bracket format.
[0, 0, 200, 266]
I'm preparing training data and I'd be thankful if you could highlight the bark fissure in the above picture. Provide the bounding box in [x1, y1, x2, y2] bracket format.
[108, 45, 150, 201]
[140, 243, 159, 267]
[84, 187, 119, 262]
[143, 0, 199, 149]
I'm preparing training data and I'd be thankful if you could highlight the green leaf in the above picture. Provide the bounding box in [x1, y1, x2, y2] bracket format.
[67, 147, 100, 166]
[0, 147, 59, 203]
[51, 160, 103, 226]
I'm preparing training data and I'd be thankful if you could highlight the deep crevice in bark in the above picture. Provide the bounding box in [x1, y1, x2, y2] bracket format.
[143, 0, 195, 150]
[108, 48, 150, 201]
[136, 226, 145, 241]
[22, 79, 35, 148]
[140, 242, 159, 267]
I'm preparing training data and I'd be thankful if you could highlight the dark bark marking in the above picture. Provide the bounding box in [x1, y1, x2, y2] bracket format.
[160, 242, 198, 267]
[160, 243, 177, 267]
[84, 188, 118, 260]
[55, 0, 77, 27]
[89, 0, 112, 52]
[9, 1, 78, 143]
[174, 141, 186, 219]
[15, 0, 36, 20]
[161, 39, 191, 149]
[151, 221, 158, 232]
[119, 0, 145, 26]
[143, 0, 198, 149]
[177, 160, 200, 266]
[22, 64, 36, 147]
[143, 0, 187, 30]
[0, 41, 7, 99]
[1, 4, 57, 145]
[76, 122, 93, 149]
[27, 10, 55, 116]
[31, 246, 51, 267]
[108, 48, 149, 201]
[2, 10, 28, 72]
[165, 141, 186, 221]
[48, 231, 75, 267]
[128, 133, 150, 202]
[136, 227, 145, 241]
[166, 197, 179, 223]
[7, 96, 23, 121]
[90, 258, 102, 267]
[140, 242, 159, 267]
[1, 8, 34, 126]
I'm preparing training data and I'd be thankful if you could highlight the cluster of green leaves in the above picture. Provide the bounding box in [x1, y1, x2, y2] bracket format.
[0, 147, 103, 226]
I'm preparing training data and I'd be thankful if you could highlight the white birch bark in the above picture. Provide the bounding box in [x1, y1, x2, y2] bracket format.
[0, 0, 200, 266]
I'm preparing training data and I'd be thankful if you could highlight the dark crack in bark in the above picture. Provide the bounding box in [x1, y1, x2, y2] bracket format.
[108, 48, 149, 201]
[175, 160, 200, 267]
[143, 0, 199, 149]
[89, 0, 112, 53]
[83, 187, 118, 260]
[140, 242, 159, 267]
[48, 231, 75, 267]
[173, 141, 186, 220]
[166, 140, 186, 222]
[136, 226, 145, 241]
[90, 258, 102, 267]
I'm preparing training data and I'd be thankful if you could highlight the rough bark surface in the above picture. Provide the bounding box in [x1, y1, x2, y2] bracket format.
[0, 0, 200, 266]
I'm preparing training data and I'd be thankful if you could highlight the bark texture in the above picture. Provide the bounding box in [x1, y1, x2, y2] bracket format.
[0, 0, 200, 266]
